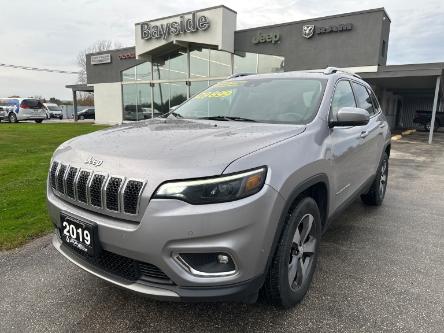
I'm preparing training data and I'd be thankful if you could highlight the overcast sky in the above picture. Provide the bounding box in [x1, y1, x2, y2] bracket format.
[0, 0, 443, 100]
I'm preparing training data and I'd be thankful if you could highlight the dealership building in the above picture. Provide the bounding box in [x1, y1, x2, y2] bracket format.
[67, 5, 443, 132]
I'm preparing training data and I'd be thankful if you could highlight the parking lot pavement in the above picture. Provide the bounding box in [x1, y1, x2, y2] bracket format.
[1, 132, 443, 333]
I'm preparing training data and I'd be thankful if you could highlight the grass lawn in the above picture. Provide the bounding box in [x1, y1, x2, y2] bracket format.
[0, 123, 109, 250]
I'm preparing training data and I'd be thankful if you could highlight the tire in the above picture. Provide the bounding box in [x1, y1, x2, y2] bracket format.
[262, 197, 321, 308]
[35, 119, 43, 123]
[60, 115, 63, 120]
[79, 115, 85, 120]
[8, 113, 18, 123]
[424, 120, 439, 132]
[361, 152, 389, 206]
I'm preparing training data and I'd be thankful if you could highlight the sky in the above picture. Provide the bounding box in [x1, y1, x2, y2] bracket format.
[0, 0, 443, 100]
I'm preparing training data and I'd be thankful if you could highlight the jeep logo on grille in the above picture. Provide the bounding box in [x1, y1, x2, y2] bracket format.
[85, 156, 103, 167]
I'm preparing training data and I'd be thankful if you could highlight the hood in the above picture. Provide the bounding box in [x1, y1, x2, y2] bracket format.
[54, 118, 305, 184]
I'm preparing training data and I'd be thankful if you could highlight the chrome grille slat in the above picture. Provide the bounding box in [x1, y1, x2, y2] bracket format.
[65, 167, 78, 199]
[56, 164, 67, 193]
[105, 177, 123, 212]
[76, 170, 91, 204]
[50, 162, 59, 189]
[49, 161, 144, 217]
[89, 174, 106, 208]
[123, 180, 144, 214]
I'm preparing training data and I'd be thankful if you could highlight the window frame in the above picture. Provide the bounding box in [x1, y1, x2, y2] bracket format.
[349, 80, 379, 117]
[328, 78, 358, 122]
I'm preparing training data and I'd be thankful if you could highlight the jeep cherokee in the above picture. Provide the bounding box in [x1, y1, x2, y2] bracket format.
[47, 68, 391, 308]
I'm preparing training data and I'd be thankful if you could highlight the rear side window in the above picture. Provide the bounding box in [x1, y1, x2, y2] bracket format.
[331, 80, 356, 115]
[351, 82, 375, 115]
[368, 89, 381, 113]
[21, 99, 43, 109]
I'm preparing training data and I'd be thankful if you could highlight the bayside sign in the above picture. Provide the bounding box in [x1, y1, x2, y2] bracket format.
[141, 12, 210, 40]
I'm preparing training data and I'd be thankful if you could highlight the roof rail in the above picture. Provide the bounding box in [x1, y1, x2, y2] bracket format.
[323, 67, 361, 78]
[227, 72, 254, 79]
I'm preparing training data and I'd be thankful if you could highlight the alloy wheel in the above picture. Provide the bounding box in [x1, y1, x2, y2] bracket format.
[288, 213, 317, 290]
[379, 160, 388, 198]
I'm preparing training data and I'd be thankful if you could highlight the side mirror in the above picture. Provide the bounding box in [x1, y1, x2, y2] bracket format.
[329, 107, 370, 128]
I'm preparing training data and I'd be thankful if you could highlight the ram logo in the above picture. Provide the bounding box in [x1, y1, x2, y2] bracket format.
[302, 25, 315, 39]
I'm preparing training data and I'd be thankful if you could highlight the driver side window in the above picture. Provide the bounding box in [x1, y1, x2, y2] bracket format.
[331, 80, 356, 117]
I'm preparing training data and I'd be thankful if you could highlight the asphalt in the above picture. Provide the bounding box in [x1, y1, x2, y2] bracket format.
[1, 131, 443, 333]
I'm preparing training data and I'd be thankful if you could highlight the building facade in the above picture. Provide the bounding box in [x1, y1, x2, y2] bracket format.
[74, 6, 443, 130]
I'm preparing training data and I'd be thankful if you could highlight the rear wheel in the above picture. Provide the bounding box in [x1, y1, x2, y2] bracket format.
[35, 119, 43, 123]
[8, 113, 18, 123]
[361, 152, 389, 206]
[262, 197, 321, 308]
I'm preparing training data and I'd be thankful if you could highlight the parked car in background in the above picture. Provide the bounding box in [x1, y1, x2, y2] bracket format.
[77, 108, 95, 120]
[48, 68, 391, 308]
[0, 103, 9, 122]
[43, 103, 63, 120]
[413, 110, 444, 131]
[0, 98, 46, 123]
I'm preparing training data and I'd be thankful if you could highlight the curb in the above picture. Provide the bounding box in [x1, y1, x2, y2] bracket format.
[391, 129, 416, 141]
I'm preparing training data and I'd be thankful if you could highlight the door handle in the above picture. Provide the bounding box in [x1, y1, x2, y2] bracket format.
[360, 131, 369, 138]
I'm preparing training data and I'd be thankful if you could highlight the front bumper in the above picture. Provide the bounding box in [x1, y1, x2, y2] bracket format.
[48, 184, 284, 301]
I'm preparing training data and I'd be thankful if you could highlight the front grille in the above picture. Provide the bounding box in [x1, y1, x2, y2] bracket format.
[106, 177, 123, 211]
[49, 161, 145, 217]
[65, 243, 172, 284]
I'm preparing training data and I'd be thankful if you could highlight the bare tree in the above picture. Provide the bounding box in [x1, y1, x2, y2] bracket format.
[76, 40, 123, 84]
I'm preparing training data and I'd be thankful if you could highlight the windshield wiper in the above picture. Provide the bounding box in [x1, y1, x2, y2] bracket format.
[224, 116, 256, 122]
[197, 116, 257, 122]
[197, 116, 230, 121]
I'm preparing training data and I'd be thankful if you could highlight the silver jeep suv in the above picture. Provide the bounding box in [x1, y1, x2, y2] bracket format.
[48, 68, 391, 308]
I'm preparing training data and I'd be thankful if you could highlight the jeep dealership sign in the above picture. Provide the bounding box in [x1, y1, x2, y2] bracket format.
[135, 6, 236, 58]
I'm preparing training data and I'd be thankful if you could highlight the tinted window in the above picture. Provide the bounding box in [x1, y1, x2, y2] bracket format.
[351, 82, 375, 115]
[21, 99, 43, 109]
[175, 78, 326, 125]
[368, 89, 380, 113]
[331, 80, 356, 115]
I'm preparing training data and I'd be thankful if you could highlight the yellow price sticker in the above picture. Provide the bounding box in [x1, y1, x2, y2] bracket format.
[195, 90, 233, 99]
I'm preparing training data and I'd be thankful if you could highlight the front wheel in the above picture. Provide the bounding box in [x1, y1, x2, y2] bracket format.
[262, 197, 321, 308]
[79, 115, 85, 120]
[35, 119, 43, 123]
[361, 152, 389, 206]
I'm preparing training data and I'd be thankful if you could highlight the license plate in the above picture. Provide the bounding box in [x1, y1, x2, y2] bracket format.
[59, 215, 97, 256]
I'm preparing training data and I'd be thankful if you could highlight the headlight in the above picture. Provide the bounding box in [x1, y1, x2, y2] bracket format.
[153, 167, 267, 204]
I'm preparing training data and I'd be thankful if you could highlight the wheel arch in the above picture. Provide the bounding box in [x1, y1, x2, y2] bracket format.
[262, 174, 329, 279]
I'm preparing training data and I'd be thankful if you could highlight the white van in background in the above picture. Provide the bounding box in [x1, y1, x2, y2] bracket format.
[43, 103, 63, 120]
[0, 98, 46, 123]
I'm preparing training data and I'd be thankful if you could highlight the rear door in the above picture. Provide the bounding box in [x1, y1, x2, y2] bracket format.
[350, 82, 382, 179]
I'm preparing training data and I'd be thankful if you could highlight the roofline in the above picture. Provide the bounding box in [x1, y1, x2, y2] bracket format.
[135, 5, 236, 26]
[236, 7, 390, 33]
[86, 46, 135, 57]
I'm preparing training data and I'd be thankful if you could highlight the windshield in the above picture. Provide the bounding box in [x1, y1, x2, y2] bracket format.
[174, 78, 326, 124]
[47, 105, 61, 111]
